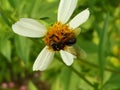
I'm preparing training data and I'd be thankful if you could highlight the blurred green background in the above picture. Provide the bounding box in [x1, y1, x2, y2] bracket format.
[0, 0, 120, 90]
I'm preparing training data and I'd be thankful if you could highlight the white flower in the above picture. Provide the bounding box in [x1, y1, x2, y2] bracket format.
[12, 0, 90, 71]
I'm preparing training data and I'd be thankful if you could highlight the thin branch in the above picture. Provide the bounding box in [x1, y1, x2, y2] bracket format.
[56, 55, 95, 87]
[69, 66, 95, 87]
[78, 59, 120, 75]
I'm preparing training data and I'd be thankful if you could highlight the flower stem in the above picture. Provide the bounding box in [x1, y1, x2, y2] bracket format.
[69, 66, 95, 87]
[56, 55, 95, 88]
[78, 59, 120, 75]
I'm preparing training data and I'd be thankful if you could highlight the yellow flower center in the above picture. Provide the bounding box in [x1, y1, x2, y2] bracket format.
[43, 22, 76, 51]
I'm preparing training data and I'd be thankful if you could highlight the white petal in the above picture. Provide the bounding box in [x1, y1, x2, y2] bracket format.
[69, 9, 90, 29]
[60, 50, 75, 66]
[33, 46, 55, 71]
[12, 18, 47, 38]
[58, 0, 78, 24]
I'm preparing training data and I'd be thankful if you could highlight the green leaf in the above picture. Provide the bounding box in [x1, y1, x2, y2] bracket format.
[30, 0, 57, 23]
[15, 36, 32, 65]
[60, 67, 72, 90]
[51, 77, 63, 90]
[0, 40, 11, 61]
[77, 40, 98, 53]
[0, 7, 11, 27]
[0, 31, 12, 61]
[28, 81, 37, 90]
[60, 67, 80, 90]
[98, 14, 109, 85]
[104, 74, 120, 89]
[7, 0, 15, 8]
[68, 72, 81, 90]
[103, 71, 112, 84]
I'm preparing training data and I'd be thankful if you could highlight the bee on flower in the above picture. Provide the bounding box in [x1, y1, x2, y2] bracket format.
[12, 0, 90, 71]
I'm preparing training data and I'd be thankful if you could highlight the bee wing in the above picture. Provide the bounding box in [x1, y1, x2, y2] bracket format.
[66, 46, 87, 59]
[65, 46, 77, 56]
[73, 28, 81, 37]
[75, 47, 87, 59]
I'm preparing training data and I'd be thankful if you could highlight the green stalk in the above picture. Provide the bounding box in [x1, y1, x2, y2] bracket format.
[56, 55, 95, 88]
[69, 66, 95, 87]
[98, 13, 109, 89]
[78, 59, 120, 75]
